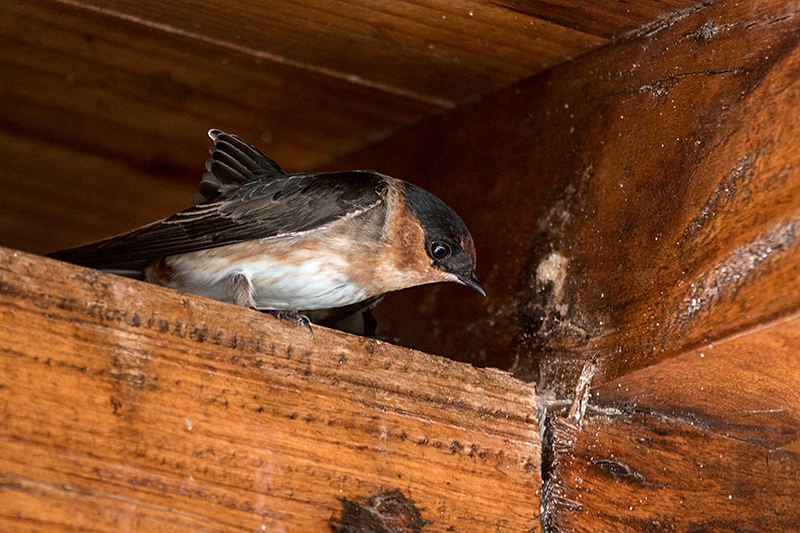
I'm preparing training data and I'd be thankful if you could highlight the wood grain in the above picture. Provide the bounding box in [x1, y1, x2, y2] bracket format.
[592, 311, 800, 451]
[331, 0, 800, 390]
[69, 0, 605, 103]
[0, 246, 541, 532]
[540, 310, 800, 530]
[542, 412, 800, 532]
[0, 0, 717, 264]
[1, 0, 437, 176]
[494, 0, 703, 38]
[0, 131, 193, 255]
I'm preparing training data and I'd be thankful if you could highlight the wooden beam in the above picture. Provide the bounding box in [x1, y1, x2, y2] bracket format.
[0, 131, 192, 255]
[493, 0, 705, 38]
[70, 0, 607, 103]
[539, 309, 800, 529]
[592, 311, 800, 451]
[331, 0, 800, 392]
[542, 412, 800, 532]
[0, 247, 541, 532]
[1, 0, 437, 176]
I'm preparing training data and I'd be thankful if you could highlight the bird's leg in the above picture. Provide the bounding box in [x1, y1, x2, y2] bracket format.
[268, 311, 314, 338]
[231, 272, 314, 337]
[231, 272, 257, 308]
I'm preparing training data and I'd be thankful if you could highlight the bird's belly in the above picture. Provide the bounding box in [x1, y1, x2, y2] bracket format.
[152, 247, 371, 311]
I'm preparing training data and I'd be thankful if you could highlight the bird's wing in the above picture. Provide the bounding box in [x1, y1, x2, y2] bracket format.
[193, 129, 286, 205]
[48, 170, 389, 270]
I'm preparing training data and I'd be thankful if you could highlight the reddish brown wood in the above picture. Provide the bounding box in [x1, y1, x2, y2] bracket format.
[0, 247, 541, 532]
[592, 311, 800, 450]
[542, 412, 800, 532]
[0, 131, 192, 254]
[539, 310, 800, 531]
[332, 0, 800, 391]
[0, 0, 715, 263]
[1, 0, 437, 177]
[495, 0, 703, 38]
[73, 0, 606, 103]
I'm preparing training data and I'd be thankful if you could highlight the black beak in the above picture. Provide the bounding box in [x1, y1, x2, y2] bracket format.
[457, 271, 486, 297]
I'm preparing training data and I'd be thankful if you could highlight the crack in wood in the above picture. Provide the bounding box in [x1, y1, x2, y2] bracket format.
[630, 1, 715, 39]
[679, 154, 755, 245]
[680, 217, 799, 324]
[633, 67, 744, 98]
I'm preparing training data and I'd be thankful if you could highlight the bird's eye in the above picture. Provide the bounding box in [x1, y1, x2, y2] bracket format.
[429, 241, 452, 260]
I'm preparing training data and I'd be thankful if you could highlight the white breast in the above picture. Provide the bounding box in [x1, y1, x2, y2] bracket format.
[150, 240, 373, 311]
[248, 253, 370, 310]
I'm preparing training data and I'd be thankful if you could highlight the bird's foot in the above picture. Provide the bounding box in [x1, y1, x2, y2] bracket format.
[269, 310, 314, 338]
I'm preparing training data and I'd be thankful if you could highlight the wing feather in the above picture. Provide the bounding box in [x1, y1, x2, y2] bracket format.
[194, 129, 286, 205]
[49, 129, 390, 270]
[50, 168, 389, 270]
[49, 129, 391, 269]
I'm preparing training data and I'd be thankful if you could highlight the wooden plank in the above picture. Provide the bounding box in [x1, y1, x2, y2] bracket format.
[0, 131, 193, 255]
[0, 0, 437, 176]
[542, 312, 800, 530]
[330, 0, 800, 390]
[542, 412, 800, 532]
[0, 246, 541, 532]
[592, 311, 800, 450]
[494, 0, 704, 39]
[69, 0, 605, 103]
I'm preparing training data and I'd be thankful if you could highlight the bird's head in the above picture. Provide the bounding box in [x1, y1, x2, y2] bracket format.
[400, 182, 485, 296]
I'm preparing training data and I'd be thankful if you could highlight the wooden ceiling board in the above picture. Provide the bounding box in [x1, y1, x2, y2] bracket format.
[66, 0, 606, 104]
[2, 0, 439, 175]
[494, 0, 706, 38]
[0, 0, 712, 178]
[0, 0, 712, 256]
[0, 131, 191, 255]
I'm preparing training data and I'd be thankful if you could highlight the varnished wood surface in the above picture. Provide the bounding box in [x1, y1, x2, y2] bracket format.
[495, 0, 704, 38]
[542, 412, 800, 532]
[1, 0, 436, 177]
[0, 246, 541, 532]
[333, 0, 800, 389]
[0, 0, 702, 182]
[70, 0, 606, 104]
[0, 0, 609, 199]
[539, 310, 800, 530]
[0, 131, 192, 254]
[0, 0, 707, 257]
[593, 311, 800, 451]
[4, 1, 800, 529]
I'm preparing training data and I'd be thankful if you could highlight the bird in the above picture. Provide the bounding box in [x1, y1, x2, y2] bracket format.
[48, 129, 484, 333]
